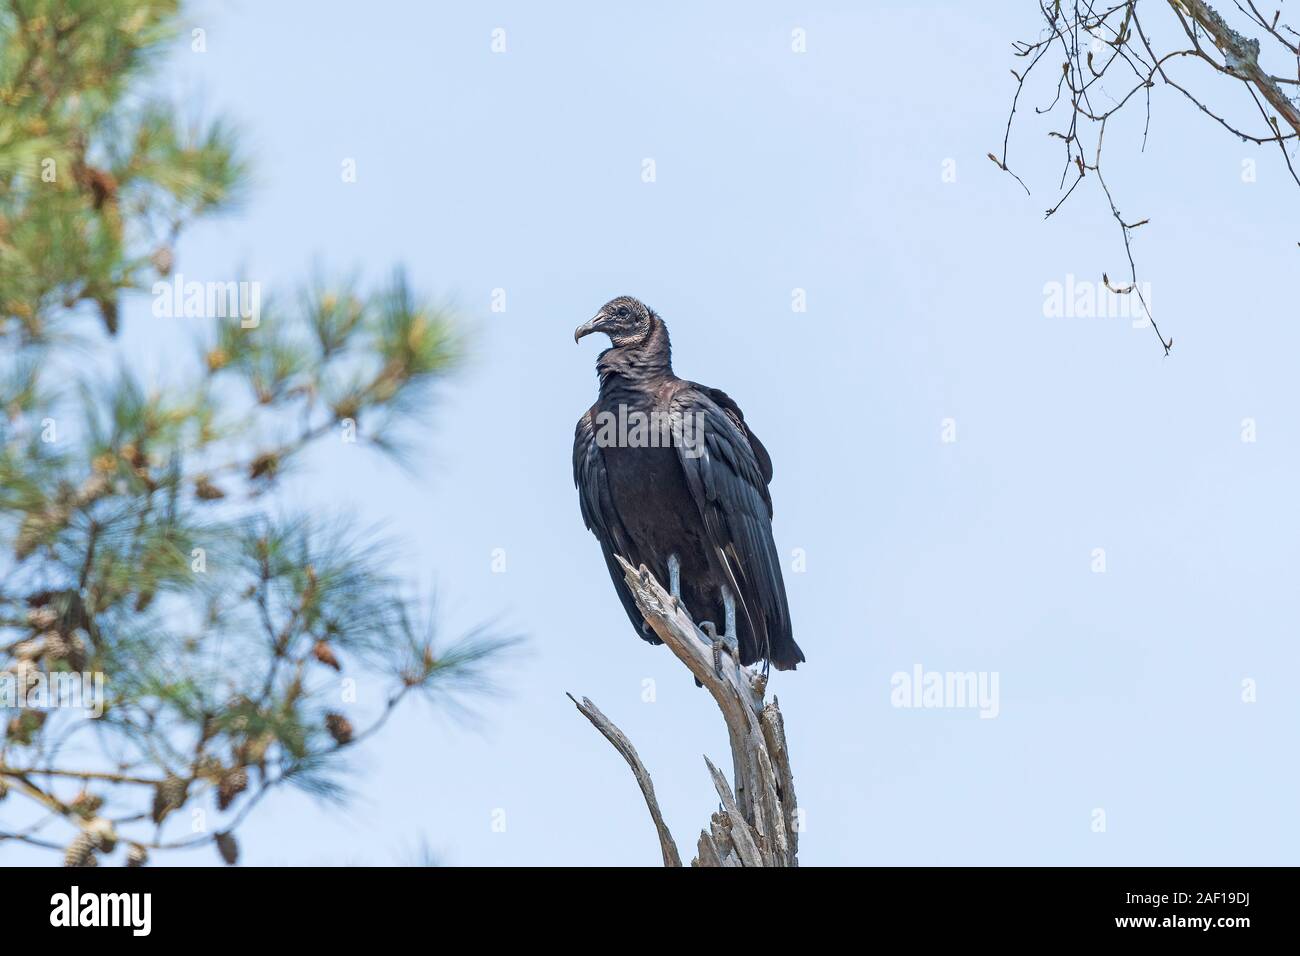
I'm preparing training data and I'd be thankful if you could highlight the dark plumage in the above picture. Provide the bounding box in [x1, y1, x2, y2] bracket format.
[573, 296, 804, 671]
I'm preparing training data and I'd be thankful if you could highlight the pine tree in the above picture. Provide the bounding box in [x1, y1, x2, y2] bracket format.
[0, 0, 512, 865]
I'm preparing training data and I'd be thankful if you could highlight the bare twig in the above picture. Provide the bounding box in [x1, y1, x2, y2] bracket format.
[566, 693, 682, 867]
[999, 0, 1300, 354]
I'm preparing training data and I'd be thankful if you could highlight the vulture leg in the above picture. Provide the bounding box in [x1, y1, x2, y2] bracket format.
[666, 553, 682, 610]
[722, 585, 737, 650]
[700, 588, 738, 679]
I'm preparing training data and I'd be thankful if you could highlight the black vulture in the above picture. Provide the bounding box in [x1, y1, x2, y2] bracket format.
[573, 296, 804, 672]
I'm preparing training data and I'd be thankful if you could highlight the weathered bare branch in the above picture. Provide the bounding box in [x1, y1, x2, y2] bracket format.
[566, 693, 681, 867]
[569, 556, 800, 866]
[1180, 0, 1300, 136]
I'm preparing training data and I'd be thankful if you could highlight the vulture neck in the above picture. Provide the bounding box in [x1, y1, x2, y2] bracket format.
[596, 315, 674, 395]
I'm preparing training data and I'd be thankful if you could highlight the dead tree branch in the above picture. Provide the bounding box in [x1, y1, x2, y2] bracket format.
[568, 555, 799, 867]
[1180, 0, 1300, 136]
[997, 0, 1300, 355]
[567, 693, 682, 867]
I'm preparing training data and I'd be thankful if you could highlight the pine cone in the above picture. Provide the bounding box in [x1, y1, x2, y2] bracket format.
[85, 817, 117, 854]
[312, 641, 341, 671]
[70, 790, 104, 818]
[75, 472, 111, 506]
[120, 443, 148, 470]
[42, 630, 68, 663]
[6, 709, 46, 745]
[81, 165, 118, 211]
[248, 452, 279, 481]
[64, 832, 97, 868]
[96, 296, 119, 336]
[217, 766, 248, 811]
[215, 831, 238, 865]
[64, 631, 88, 671]
[151, 774, 188, 824]
[324, 712, 354, 746]
[13, 513, 47, 561]
[194, 475, 226, 500]
[126, 843, 148, 867]
[238, 731, 273, 769]
[26, 605, 58, 630]
[6, 661, 39, 702]
[150, 245, 174, 277]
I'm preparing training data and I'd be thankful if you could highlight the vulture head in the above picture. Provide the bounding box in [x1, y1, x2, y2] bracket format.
[574, 295, 653, 347]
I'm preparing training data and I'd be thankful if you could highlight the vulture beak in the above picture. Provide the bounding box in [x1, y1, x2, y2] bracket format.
[574, 314, 604, 344]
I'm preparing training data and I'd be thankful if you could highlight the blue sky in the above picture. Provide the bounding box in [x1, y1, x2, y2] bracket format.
[30, 0, 1300, 865]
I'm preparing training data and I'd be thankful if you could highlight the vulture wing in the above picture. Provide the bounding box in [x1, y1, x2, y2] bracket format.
[572, 410, 660, 645]
[669, 383, 802, 669]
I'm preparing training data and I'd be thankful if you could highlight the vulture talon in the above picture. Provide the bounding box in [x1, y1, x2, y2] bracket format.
[700, 621, 725, 678]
